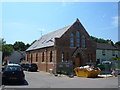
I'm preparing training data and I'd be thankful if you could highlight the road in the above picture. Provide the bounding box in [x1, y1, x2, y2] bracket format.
[1, 71, 118, 88]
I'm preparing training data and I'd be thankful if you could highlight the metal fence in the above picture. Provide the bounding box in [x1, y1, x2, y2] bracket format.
[56, 61, 73, 75]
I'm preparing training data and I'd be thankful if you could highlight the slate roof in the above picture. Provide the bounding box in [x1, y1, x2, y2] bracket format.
[26, 25, 71, 51]
[9, 51, 25, 63]
[97, 43, 118, 50]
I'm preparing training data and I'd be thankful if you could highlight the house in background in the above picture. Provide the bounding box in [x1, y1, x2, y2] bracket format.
[8, 51, 25, 64]
[25, 18, 96, 73]
[96, 40, 120, 64]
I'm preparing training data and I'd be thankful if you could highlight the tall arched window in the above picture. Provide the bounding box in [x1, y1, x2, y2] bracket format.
[36, 53, 38, 62]
[31, 54, 33, 63]
[50, 51, 52, 62]
[81, 35, 85, 48]
[62, 52, 65, 62]
[70, 33, 74, 47]
[76, 31, 80, 47]
[66, 52, 69, 61]
[42, 52, 44, 62]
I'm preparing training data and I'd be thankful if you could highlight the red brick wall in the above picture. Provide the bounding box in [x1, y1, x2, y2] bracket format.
[26, 20, 96, 72]
[55, 20, 96, 65]
[26, 47, 57, 72]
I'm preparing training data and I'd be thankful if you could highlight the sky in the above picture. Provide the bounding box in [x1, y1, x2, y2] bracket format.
[1, 2, 119, 44]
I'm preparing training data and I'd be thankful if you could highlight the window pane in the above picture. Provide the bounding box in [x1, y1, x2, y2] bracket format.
[70, 33, 74, 37]
[76, 39, 80, 43]
[76, 44, 80, 47]
[76, 31, 80, 37]
[70, 43, 74, 47]
[82, 40, 85, 43]
[70, 38, 74, 43]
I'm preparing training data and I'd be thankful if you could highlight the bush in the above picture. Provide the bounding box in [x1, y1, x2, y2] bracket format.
[97, 64, 105, 71]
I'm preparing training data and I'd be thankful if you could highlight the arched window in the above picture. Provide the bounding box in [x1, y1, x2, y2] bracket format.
[42, 52, 44, 62]
[62, 52, 65, 62]
[76, 31, 80, 47]
[81, 35, 85, 48]
[66, 52, 69, 61]
[50, 51, 52, 62]
[36, 53, 38, 62]
[70, 33, 74, 47]
[31, 54, 33, 63]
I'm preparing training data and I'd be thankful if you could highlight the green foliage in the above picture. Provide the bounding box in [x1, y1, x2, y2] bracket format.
[13, 41, 26, 51]
[90, 36, 109, 43]
[2, 39, 13, 59]
[57, 70, 71, 75]
[115, 41, 120, 46]
[97, 64, 105, 70]
[109, 57, 120, 60]
[2, 44, 14, 59]
[2, 39, 31, 60]
[26, 43, 30, 48]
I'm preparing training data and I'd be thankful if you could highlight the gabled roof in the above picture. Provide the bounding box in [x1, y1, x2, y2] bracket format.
[26, 25, 71, 51]
[97, 43, 118, 50]
[26, 18, 85, 51]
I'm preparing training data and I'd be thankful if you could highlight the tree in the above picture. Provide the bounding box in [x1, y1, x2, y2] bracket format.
[13, 41, 26, 51]
[2, 39, 14, 60]
[90, 36, 109, 43]
[25, 43, 31, 50]
[115, 41, 120, 46]
[2, 45, 14, 59]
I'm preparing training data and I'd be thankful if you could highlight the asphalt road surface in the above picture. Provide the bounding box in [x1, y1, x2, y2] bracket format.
[1, 71, 118, 88]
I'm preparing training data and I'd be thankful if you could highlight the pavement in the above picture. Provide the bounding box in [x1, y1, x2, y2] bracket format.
[1, 71, 118, 88]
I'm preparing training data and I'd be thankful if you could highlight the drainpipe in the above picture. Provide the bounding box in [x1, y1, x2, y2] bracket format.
[45, 49, 47, 72]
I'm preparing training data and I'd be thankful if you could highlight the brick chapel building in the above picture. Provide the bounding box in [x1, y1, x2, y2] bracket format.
[26, 18, 96, 73]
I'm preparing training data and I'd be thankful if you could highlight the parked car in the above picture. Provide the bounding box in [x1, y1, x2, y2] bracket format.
[2, 64, 25, 84]
[19, 63, 26, 70]
[21, 63, 38, 72]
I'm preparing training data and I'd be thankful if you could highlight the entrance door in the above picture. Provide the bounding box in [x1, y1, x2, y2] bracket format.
[75, 58, 80, 67]
[74, 53, 81, 67]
